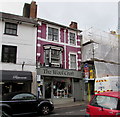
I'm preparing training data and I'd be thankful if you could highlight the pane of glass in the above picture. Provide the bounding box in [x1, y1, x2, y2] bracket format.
[48, 27, 58, 41]
[12, 30, 17, 35]
[6, 23, 10, 28]
[4, 47, 9, 53]
[12, 24, 17, 29]
[45, 58, 49, 65]
[48, 35, 52, 40]
[5, 23, 17, 35]
[9, 30, 12, 34]
[70, 54, 76, 69]
[3, 54, 9, 62]
[46, 50, 49, 56]
[54, 35, 58, 41]
[51, 50, 60, 58]
[70, 32, 75, 44]
[48, 27, 52, 34]
[5, 29, 10, 34]
[90, 96, 118, 110]
[51, 59, 60, 63]
[54, 29, 58, 34]
[45, 50, 49, 65]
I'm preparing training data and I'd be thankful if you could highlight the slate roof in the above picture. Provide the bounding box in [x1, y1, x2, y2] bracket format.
[37, 18, 82, 32]
[0, 12, 38, 26]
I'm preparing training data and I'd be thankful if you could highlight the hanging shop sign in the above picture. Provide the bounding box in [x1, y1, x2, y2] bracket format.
[84, 63, 89, 79]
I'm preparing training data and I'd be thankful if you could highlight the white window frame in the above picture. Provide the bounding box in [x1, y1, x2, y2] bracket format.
[69, 52, 77, 70]
[46, 24, 60, 42]
[44, 45, 63, 67]
[68, 30, 76, 46]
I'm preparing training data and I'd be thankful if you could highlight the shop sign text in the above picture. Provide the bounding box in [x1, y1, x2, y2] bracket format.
[13, 75, 27, 80]
[43, 69, 74, 77]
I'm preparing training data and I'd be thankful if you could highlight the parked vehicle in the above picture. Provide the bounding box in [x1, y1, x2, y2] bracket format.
[94, 76, 120, 94]
[86, 91, 120, 116]
[0, 92, 54, 116]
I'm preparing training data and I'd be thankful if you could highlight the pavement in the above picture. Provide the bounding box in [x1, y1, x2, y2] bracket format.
[54, 100, 88, 109]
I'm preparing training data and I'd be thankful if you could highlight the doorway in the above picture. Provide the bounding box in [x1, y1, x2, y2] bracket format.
[44, 79, 52, 98]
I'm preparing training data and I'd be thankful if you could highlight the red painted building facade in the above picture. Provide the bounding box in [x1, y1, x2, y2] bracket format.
[36, 19, 83, 101]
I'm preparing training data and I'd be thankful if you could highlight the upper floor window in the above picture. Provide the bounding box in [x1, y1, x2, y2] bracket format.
[48, 27, 58, 41]
[4, 22, 17, 35]
[44, 45, 63, 67]
[2, 45, 17, 63]
[70, 32, 76, 45]
[51, 49, 60, 65]
[70, 54, 76, 69]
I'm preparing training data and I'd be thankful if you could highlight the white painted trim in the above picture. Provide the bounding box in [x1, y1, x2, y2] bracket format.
[38, 38, 81, 48]
[37, 37, 41, 40]
[69, 52, 78, 70]
[37, 53, 41, 56]
[68, 30, 77, 46]
[64, 46, 66, 69]
[38, 30, 41, 33]
[37, 44, 41, 47]
[77, 59, 81, 61]
[46, 24, 60, 43]
[64, 30, 66, 69]
[38, 22, 42, 26]
[2, 43, 18, 47]
[78, 51, 81, 54]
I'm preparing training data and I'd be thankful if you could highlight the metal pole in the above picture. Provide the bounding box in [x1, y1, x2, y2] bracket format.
[87, 82, 91, 101]
[43, 77, 45, 98]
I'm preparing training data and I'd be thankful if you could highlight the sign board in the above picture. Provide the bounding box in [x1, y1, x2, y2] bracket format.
[37, 67, 82, 79]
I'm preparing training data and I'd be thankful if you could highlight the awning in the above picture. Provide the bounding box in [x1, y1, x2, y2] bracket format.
[0, 70, 32, 82]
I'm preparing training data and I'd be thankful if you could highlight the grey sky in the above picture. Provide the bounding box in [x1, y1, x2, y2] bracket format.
[0, 0, 118, 32]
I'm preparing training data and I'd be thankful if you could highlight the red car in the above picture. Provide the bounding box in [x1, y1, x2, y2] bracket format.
[86, 91, 120, 116]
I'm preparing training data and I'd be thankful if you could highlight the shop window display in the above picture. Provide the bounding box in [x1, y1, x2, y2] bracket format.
[53, 78, 72, 98]
[2, 82, 30, 95]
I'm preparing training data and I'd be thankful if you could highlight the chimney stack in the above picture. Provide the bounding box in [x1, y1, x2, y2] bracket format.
[69, 21, 78, 29]
[30, 1, 37, 19]
[23, 1, 37, 19]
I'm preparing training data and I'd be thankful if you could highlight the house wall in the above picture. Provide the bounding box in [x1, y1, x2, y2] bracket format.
[0, 19, 37, 95]
[1, 21, 37, 71]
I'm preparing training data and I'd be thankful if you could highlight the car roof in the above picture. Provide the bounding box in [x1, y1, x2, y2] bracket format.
[2, 92, 34, 101]
[95, 91, 120, 99]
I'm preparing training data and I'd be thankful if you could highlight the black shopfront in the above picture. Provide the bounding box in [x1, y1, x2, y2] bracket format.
[0, 70, 32, 95]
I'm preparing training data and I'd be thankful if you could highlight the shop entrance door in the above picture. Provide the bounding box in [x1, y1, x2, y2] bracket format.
[45, 81, 51, 98]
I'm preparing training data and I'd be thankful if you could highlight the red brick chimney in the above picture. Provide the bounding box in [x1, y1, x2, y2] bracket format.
[69, 21, 78, 29]
[30, 1, 37, 19]
[23, 1, 37, 19]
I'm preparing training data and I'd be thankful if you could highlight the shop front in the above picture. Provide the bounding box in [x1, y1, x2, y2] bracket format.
[0, 70, 32, 95]
[37, 67, 83, 102]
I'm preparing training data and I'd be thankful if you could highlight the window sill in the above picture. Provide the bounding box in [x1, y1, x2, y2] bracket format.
[4, 33, 18, 36]
[70, 43, 76, 46]
[2, 61, 16, 64]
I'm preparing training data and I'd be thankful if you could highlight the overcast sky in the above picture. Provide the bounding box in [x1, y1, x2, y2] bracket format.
[0, 0, 119, 32]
